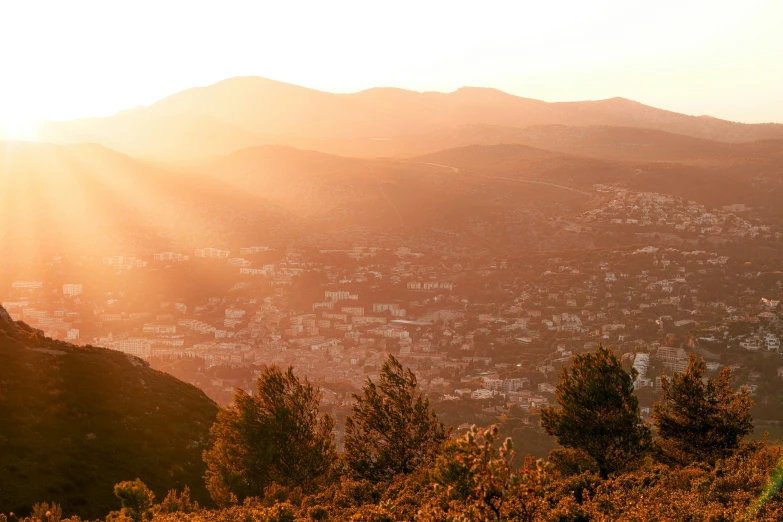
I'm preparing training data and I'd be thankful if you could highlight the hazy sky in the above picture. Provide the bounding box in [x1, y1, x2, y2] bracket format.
[1, 0, 782, 126]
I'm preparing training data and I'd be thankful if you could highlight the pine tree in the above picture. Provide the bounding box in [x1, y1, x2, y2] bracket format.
[344, 355, 446, 482]
[203, 366, 336, 505]
[540, 345, 651, 478]
[653, 354, 753, 464]
[109, 479, 155, 522]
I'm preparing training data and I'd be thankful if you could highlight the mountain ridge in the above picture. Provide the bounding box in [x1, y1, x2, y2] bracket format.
[34, 76, 783, 163]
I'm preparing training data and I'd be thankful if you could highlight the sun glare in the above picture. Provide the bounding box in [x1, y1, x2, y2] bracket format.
[0, 113, 39, 140]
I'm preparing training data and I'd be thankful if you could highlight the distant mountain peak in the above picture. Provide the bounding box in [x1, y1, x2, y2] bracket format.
[592, 96, 647, 107]
[454, 86, 505, 92]
[451, 86, 516, 97]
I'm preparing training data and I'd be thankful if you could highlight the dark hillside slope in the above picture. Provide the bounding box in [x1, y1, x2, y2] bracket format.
[0, 306, 219, 518]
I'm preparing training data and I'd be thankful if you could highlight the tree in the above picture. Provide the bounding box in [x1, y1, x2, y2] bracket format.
[157, 487, 198, 514]
[653, 354, 753, 464]
[344, 355, 447, 481]
[540, 345, 651, 478]
[110, 479, 156, 522]
[203, 366, 336, 505]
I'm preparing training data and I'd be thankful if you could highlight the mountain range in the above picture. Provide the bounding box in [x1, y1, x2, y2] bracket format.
[35, 76, 783, 163]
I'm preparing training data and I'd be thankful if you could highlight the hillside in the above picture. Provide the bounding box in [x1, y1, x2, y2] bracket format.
[204, 144, 597, 254]
[0, 306, 219, 518]
[36, 76, 783, 162]
[415, 144, 783, 213]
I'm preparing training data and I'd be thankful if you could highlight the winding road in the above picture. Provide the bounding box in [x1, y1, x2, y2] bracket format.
[419, 162, 594, 196]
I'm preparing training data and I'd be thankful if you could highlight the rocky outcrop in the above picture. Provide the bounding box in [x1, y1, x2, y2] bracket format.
[0, 305, 13, 326]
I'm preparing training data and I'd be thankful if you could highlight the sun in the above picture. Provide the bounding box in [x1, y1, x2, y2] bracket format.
[0, 111, 39, 140]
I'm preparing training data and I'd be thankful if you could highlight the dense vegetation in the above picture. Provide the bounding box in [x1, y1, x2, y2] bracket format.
[0, 308, 219, 518]
[3, 311, 783, 520]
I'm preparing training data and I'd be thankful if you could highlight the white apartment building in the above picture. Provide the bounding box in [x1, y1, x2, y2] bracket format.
[195, 247, 230, 259]
[471, 389, 495, 400]
[228, 258, 251, 267]
[11, 281, 43, 289]
[501, 378, 529, 392]
[372, 303, 400, 313]
[482, 378, 503, 391]
[239, 246, 271, 254]
[239, 267, 270, 276]
[154, 252, 189, 262]
[142, 323, 177, 335]
[659, 346, 689, 373]
[102, 256, 147, 269]
[106, 338, 152, 358]
[63, 283, 83, 296]
[326, 290, 358, 302]
[632, 353, 650, 377]
[225, 309, 246, 320]
[352, 316, 387, 326]
[740, 336, 762, 351]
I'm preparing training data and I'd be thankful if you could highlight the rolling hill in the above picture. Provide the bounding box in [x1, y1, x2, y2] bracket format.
[0, 305, 219, 518]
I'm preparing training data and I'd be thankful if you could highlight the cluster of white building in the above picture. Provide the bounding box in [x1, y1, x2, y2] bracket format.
[63, 283, 83, 296]
[406, 281, 454, 290]
[102, 256, 147, 269]
[195, 248, 230, 259]
[154, 252, 189, 262]
[239, 246, 271, 255]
